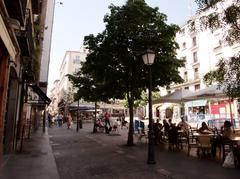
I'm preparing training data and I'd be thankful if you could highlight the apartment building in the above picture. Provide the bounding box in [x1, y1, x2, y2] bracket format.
[53, 47, 88, 112]
[48, 80, 60, 115]
[158, 1, 240, 122]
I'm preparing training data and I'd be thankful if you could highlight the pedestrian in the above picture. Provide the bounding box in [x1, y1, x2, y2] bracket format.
[104, 111, 111, 134]
[67, 113, 73, 129]
[48, 113, 52, 127]
[58, 113, 63, 127]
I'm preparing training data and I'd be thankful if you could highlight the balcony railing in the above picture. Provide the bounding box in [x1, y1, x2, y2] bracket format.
[4, 0, 27, 26]
[16, 11, 34, 57]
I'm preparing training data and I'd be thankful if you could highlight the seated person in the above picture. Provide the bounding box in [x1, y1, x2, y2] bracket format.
[212, 120, 233, 157]
[177, 116, 190, 135]
[221, 120, 233, 140]
[198, 122, 212, 134]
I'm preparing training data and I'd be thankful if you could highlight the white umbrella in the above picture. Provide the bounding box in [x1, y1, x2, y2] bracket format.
[153, 89, 195, 104]
[184, 85, 227, 101]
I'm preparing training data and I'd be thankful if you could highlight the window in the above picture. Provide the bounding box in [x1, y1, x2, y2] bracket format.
[184, 86, 189, 90]
[213, 34, 222, 49]
[182, 56, 186, 62]
[193, 51, 198, 63]
[189, 20, 196, 32]
[195, 84, 200, 90]
[194, 68, 199, 79]
[73, 56, 81, 64]
[184, 71, 188, 81]
[192, 36, 197, 47]
[180, 28, 185, 35]
[182, 42, 186, 50]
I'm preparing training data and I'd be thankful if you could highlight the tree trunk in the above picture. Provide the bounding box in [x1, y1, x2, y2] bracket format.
[127, 91, 134, 146]
[93, 102, 97, 133]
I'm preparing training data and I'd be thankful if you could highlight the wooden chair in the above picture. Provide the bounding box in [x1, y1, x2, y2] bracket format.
[197, 135, 212, 158]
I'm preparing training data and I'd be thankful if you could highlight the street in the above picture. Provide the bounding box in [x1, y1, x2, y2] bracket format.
[49, 123, 240, 179]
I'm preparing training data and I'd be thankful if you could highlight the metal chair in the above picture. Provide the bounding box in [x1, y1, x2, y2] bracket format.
[187, 127, 198, 156]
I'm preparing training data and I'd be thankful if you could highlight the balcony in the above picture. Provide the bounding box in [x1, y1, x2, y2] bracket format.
[16, 13, 34, 57]
[4, 0, 27, 26]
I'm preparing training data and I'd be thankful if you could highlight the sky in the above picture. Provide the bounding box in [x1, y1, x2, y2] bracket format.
[48, 0, 197, 94]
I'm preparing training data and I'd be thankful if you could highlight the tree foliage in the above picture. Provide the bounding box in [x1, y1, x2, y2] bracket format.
[68, 0, 184, 145]
[204, 55, 240, 98]
[195, 0, 240, 44]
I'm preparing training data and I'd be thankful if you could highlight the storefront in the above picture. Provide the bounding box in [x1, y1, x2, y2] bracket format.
[210, 100, 235, 119]
[185, 100, 209, 122]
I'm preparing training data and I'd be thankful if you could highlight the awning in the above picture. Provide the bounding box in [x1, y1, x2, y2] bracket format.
[28, 84, 51, 105]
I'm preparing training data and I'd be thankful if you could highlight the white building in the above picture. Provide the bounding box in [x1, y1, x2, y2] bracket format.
[158, 1, 240, 123]
[48, 80, 60, 115]
[58, 47, 88, 101]
[40, 0, 62, 92]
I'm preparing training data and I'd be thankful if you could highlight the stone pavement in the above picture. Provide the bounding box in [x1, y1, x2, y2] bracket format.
[49, 123, 240, 179]
[0, 129, 59, 179]
[0, 123, 240, 179]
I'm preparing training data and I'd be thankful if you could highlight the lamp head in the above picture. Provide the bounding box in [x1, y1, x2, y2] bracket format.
[142, 49, 155, 65]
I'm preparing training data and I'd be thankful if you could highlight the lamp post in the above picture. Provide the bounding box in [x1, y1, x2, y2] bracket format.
[142, 49, 156, 164]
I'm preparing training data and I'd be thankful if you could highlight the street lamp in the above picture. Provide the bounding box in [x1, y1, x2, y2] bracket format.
[142, 49, 156, 164]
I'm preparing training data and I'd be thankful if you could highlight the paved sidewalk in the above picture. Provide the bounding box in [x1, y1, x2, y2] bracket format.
[0, 128, 60, 179]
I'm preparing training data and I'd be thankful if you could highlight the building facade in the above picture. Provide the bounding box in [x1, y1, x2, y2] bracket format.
[52, 48, 88, 113]
[0, 0, 52, 165]
[158, 1, 240, 123]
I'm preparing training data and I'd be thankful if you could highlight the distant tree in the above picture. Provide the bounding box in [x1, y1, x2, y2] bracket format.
[60, 87, 74, 116]
[195, 0, 240, 44]
[67, 70, 109, 132]
[69, 0, 184, 145]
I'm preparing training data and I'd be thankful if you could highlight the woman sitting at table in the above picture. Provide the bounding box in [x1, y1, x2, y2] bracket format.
[221, 120, 233, 140]
[212, 120, 233, 157]
[198, 122, 212, 134]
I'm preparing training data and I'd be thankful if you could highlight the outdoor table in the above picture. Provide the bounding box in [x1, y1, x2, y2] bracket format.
[230, 136, 240, 144]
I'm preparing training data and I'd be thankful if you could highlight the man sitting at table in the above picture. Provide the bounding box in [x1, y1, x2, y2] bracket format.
[177, 115, 190, 135]
[198, 122, 212, 134]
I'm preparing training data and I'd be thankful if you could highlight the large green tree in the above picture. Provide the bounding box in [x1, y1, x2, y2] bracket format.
[70, 0, 184, 145]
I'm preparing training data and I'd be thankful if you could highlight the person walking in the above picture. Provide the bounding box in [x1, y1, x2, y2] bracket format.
[104, 111, 111, 134]
[67, 113, 73, 129]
